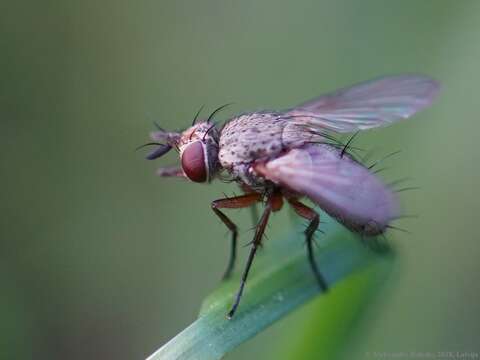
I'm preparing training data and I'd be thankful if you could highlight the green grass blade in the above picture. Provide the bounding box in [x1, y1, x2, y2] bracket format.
[147, 219, 394, 360]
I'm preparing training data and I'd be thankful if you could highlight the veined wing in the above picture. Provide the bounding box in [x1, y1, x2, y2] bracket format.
[256, 144, 398, 235]
[286, 75, 440, 133]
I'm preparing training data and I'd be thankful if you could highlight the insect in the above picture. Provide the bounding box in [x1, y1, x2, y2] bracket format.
[140, 75, 440, 318]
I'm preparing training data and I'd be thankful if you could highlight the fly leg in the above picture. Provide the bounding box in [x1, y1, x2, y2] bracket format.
[249, 204, 259, 228]
[211, 193, 262, 280]
[156, 166, 186, 178]
[239, 184, 260, 226]
[227, 193, 274, 319]
[288, 199, 328, 292]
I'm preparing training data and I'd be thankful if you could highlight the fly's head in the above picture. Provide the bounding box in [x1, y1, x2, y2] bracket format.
[145, 121, 220, 183]
[177, 122, 220, 182]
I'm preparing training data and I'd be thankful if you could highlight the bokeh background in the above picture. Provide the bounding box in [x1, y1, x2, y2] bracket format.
[2, 1, 480, 359]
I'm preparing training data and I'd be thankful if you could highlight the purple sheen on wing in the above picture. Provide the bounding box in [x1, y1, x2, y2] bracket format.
[261, 144, 399, 235]
[288, 75, 440, 133]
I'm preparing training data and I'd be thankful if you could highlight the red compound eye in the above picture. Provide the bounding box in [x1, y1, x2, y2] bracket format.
[181, 141, 207, 183]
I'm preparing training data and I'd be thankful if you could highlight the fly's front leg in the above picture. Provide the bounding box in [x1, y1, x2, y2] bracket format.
[227, 194, 273, 319]
[156, 166, 186, 178]
[211, 193, 262, 280]
[288, 199, 328, 291]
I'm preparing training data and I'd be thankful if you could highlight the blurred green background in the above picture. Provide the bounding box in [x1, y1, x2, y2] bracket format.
[2, 0, 480, 359]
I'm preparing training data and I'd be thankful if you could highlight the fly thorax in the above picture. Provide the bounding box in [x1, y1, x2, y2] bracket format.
[218, 112, 287, 167]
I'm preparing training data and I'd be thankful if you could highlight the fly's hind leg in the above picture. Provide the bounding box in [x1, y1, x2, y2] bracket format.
[211, 193, 262, 280]
[288, 199, 328, 291]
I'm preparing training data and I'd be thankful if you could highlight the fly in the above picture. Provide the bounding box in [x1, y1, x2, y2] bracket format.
[140, 75, 440, 318]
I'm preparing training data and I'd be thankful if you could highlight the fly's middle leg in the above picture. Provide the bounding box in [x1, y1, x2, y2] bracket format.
[239, 184, 260, 226]
[288, 198, 328, 292]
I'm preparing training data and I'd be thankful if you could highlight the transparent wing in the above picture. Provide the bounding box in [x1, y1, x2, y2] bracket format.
[286, 75, 440, 133]
[256, 145, 398, 234]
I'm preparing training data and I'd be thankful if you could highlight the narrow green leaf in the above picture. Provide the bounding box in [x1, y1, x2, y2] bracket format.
[147, 219, 393, 360]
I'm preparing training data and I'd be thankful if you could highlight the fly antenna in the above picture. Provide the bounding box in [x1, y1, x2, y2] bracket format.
[136, 142, 172, 160]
